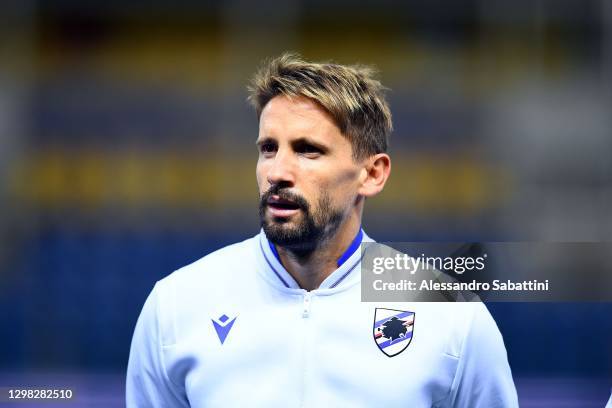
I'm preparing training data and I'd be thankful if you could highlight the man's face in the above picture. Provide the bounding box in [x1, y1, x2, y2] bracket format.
[256, 95, 363, 253]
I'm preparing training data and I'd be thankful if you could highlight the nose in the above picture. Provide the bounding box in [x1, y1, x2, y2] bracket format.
[266, 149, 296, 187]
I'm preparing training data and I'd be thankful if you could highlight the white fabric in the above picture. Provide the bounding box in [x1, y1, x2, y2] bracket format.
[127, 230, 518, 407]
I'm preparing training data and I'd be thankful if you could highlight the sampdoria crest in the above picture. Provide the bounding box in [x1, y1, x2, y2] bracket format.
[373, 308, 415, 357]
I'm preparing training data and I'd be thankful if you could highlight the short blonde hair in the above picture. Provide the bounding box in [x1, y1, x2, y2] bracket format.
[247, 53, 392, 159]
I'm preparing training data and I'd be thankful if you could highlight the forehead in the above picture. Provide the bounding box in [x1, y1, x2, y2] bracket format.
[258, 95, 340, 138]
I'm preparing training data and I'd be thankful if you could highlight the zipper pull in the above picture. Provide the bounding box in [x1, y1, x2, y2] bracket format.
[302, 292, 312, 318]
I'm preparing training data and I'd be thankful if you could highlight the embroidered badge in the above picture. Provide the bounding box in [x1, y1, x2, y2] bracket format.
[373, 308, 415, 357]
[212, 314, 237, 345]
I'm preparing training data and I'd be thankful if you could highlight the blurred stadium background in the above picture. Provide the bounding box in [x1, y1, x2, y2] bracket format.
[0, 1, 611, 406]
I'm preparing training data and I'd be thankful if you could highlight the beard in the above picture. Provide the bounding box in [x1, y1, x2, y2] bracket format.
[259, 184, 344, 256]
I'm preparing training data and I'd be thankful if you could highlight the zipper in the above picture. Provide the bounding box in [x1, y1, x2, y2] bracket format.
[302, 292, 312, 318]
[299, 291, 313, 407]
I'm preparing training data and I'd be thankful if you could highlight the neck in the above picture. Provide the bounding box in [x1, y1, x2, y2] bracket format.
[275, 213, 362, 291]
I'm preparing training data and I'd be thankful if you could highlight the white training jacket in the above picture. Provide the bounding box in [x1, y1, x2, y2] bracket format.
[127, 230, 518, 407]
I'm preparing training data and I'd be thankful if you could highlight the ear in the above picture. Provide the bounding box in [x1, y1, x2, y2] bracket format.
[357, 153, 391, 198]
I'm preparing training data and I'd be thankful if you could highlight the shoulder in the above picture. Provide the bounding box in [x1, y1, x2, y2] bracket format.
[142, 234, 260, 344]
[410, 302, 498, 358]
[450, 302, 500, 357]
[156, 234, 259, 294]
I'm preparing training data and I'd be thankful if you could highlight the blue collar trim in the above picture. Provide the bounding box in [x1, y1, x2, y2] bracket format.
[267, 228, 363, 268]
[260, 239, 290, 288]
[330, 254, 362, 288]
[336, 229, 363, 267]
[268, 240, 281, 262]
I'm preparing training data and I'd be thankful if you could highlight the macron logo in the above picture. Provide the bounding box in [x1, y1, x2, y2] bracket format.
[212, 314, 237, 345]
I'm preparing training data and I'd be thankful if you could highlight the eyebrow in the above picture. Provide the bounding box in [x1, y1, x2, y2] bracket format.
[255, 137, 275, 147]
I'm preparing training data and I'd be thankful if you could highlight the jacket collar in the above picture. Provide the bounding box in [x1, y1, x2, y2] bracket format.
[257, 228, 371, 292]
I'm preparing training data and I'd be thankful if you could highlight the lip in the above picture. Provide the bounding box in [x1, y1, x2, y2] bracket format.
[267, 205, 301, 218]
[267, 195, 297, 206]
[266, 195, 301, 218]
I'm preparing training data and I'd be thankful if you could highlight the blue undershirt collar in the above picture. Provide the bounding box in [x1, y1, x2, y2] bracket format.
[268, 228, 364, 268]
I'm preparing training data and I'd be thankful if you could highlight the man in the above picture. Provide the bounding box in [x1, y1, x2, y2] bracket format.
[126, 53, 518, 407]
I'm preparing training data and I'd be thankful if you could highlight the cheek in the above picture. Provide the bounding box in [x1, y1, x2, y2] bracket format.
[318, 167, 361, 203]
[255, 164, 267, 193]
[335, 166, 361, 189]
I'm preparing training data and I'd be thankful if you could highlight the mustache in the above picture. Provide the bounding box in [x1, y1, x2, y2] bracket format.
[260, 185, 310, 211]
